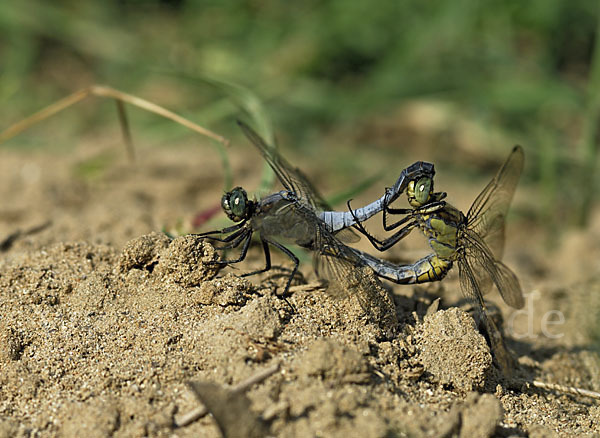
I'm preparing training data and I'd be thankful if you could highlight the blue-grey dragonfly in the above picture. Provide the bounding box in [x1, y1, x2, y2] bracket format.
[196, 121, 431, 304]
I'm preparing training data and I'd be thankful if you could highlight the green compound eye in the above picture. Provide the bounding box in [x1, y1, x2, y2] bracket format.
[222, 187, 249, 221]
[230, 189, 247, 218]
[414, 177, 432, 204]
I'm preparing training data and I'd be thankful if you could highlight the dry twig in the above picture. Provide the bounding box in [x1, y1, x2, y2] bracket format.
[174, 362, 280, 428]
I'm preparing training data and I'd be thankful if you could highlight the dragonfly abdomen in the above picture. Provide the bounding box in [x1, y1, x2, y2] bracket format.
[362, 253, 452, 284]
[414, 255, 453, 283]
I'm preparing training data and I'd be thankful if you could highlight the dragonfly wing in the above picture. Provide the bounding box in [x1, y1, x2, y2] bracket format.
[466, 145, 524, 259]
[334, 227, 361, 244]
[238, 121, 375, 308]
[463, 229, 524, 309]
[312, 226, 377, 312]
[237, 120, 331, 212]
[457, 253, 516, 376]
[489, 260, 524, 309]
[313, 243, 356, 296]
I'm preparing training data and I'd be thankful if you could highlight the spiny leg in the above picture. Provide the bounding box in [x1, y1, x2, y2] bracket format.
[203, 232, 295, 310]
[383, 207, 413, 231]
[362, 221, 417, 251]
[194, 222, 246, 238]
[379, 222, 419, 250]
[199, 224, 252, 250]
[240, 239, 273, 277]
[235, 241, 302, 278]
[211, 229, 252, 250]
[194, 223, 248, 249]
[384, 200, 445, 230]
[262, 240, 300, 299]
[388, 200, 447, 216]
[347, 199, 417, 251]
[207, 230, 253, 266]
[372, 200, 447, 247]
[238, 238, 297, 312]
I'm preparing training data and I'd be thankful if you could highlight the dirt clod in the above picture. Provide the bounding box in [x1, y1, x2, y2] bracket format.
[458, 393, 502, 438]
[295, 338, 369, 381]
[416, 308, 492, 391]
[119, 231, 170, 272]
[154, 235, 220, 286]
[195, 273, 253, 307]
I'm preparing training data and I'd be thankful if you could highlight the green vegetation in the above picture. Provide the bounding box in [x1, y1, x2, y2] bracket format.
[1, 0, 600, 227]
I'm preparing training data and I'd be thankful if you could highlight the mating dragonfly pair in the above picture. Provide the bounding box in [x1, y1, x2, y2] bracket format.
[198, 121, 525, 374]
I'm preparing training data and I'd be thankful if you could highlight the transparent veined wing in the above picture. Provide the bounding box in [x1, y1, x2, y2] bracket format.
[457, 252, 517, 376]
[238, 120, 359, 244]
[462, 228, 524, 309]
[466, 145, 524, 260]
[311, 224, 383, 312]
[237, 120, 330, 212]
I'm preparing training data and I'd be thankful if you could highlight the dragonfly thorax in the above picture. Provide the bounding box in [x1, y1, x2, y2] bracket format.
[221, 187, 256, 222]
[419, 204, 466, 261]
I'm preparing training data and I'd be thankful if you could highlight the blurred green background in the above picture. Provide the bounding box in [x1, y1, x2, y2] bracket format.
[1, 0, 600, 232]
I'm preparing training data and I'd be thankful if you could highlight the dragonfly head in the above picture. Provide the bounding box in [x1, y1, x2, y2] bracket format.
[221, 187, 255, 222]
[407, 176, 434, 207]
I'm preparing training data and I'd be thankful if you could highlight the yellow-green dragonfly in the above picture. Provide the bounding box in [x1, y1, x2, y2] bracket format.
[349, 146, 525, 374]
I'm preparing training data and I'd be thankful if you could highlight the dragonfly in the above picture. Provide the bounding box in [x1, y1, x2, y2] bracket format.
[348, 146, 525, 374]
[197, 120, 414, 305]
[318, 160, 439, 231]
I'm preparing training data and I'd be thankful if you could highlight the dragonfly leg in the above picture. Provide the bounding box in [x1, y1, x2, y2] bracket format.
[207, 231, 253, 266]
[260, 239, 300, 298]
[240, 239, 273, 277]
[366, 223, 416, 251]
[193, 221, 246, 237]
[237, 239, 297, 312]
[199, 226, 248, 247]
[382, 208, 415, 231]
[347, 199, 418, 251]
[412, 200, 447, 214]
[209, 227, 254, 249]
[212, 229, 252, 250]
[379, 199, 447, 238]
[384, 200, 445, 229]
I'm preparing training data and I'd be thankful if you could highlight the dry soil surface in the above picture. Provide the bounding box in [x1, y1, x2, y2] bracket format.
[0, 146, 599, 437]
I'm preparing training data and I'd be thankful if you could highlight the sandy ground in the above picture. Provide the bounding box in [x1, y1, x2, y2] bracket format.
[0, 144, 599, 437]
